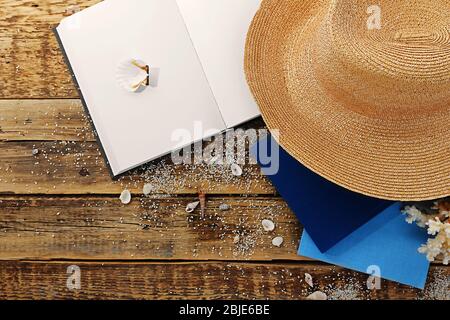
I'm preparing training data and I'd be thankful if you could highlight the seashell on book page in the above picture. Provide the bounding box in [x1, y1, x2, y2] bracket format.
[116, 59, 159, 92]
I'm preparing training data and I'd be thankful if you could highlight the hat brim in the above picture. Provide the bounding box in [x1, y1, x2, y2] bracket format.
[245, 0, 450, 200]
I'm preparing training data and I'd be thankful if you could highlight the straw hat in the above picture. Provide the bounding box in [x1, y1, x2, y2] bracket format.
[245, 0, 450, 201]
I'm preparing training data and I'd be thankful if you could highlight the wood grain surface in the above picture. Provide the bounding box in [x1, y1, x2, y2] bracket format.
[0, 0, 100, 99]
[0, 261, 448, 300]
[0, 0, 448, 300]
[0, 100, 273, 195]
[0, 195, 302, 261]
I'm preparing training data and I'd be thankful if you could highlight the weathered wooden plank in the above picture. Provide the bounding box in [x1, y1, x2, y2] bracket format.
[0, 196, 301, 261]
[0, 100, 94, 142]
[0, 140, 274, 194]
[0, 0, 101, 98]
[0, 99, 266, 143]
[0, 99, 273, 194]
[0, 261, 447, 300]
[0, 0, 100, 25]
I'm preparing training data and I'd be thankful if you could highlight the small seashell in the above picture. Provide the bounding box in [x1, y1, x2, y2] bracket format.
[185, 201, 200, 213]
[219, 203, 230, 211]
[272, 236, 284, 247]
[31, 148, 39, 156]
[116, 58, 149, 93]
[305, 273, 314, 288]
[230, 163, 243, 177]
[142, 183, 153, 196]
[262, 219, 275, 232]
[119, 190, 131, 205]
[306, 291, 327, 300]
[233, 235, 240, 244]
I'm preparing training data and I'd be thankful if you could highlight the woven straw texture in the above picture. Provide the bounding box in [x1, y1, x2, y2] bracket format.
[245, 0, 450, 201]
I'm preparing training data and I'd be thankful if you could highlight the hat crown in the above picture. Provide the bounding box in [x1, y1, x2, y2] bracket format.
[245, 0, 450, 200]
[313, 0, 450, 119]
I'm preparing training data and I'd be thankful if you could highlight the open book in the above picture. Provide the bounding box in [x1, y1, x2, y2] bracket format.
[55, 0, 261, 177]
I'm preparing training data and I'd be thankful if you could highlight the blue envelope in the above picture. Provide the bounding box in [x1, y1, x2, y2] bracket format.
[250, 135, 393, 252]
[299, 202, 430, 289]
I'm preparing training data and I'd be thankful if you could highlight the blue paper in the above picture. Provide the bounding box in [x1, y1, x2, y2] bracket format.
[299, 202, 430, 289]
[250, 135, 393, 252]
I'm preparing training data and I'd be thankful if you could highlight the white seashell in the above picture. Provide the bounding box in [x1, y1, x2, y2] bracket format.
[262, 219, 275, 232]
[186, 201, 200, 213]
[116, 59, 149, 93]
[272, 236, 284, 247]
[306, 291, 327, 300]
[304, 273, 314, 288]
[119, 190, 131, 204]
[219, 203, 230, 211]
[142, 183, 153, 196]
[230, 163, 243, 177]
[233, 235, 240, 244]
[31, 148, 39, 156]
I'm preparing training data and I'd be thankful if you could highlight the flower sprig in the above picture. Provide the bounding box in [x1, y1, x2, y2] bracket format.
[402, 198, 450, 265]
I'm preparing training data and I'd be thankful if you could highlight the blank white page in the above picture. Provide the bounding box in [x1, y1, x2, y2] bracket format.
[176, 0, 261, 128]
[57, 0, 225, 176]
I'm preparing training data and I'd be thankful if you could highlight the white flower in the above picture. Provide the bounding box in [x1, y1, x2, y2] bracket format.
[444, 223, 450, 238]
[405, 215, 415, 224]
[419, 247, 437, 262]
[419, 237, 444, 262]
[443, 251, 449, 265]
[402, 206, 426, 227]
[407, 200, 450, 265]
[427, 218, 443, 236]
[434, 233, 446, 247]
[442, 210, 449, 218]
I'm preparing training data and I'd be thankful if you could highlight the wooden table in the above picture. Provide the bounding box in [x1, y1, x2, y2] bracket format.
[0, 0, 447, 300]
